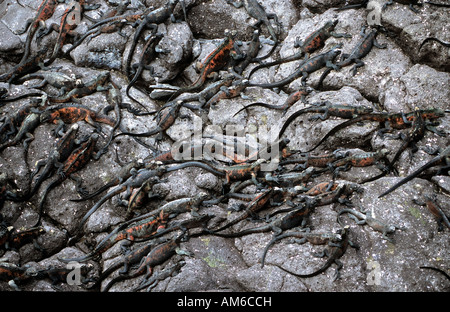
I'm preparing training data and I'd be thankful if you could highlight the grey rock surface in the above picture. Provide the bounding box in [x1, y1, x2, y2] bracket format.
[0, 0, 448, 293]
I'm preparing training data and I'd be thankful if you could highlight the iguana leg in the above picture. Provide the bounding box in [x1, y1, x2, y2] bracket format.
[309, 111, 329, 121]
[374, 39, 387, 49]
[22, 133, 35, 156]
[332, 259, 344, 281]
[16, 17, 33, 35]
[70, 174, 89, 197]
[351, 59, 365, 76]
[31, 159, 47, 179]
[348, 214, 366, 225]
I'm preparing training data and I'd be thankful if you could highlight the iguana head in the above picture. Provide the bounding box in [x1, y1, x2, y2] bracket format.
[195, 192, 209, 202]
[39, 110, 53, 123]
[328, 20, 339, 29]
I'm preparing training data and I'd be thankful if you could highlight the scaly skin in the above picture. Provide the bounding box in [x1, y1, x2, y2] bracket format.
[114, 100, 183, 139]
[319, 27, 386, 87]
[248, 19, 350, 78]
[75, 166, 167, 233]
[203, 79, 250, 109]
[43, 0, 101, 66]
[232, 29, 262, 76]
[85, 8, 151, 31]
[34, 264, 92, 286]
[47, 72, 110, 103]
[125, 0, 179, 77]
[144, 149, 180, 163]
[102, 233, 184, 292]
[105, 80, 123, 133]
[18, 0, 64, 62]
[0, 101, 43, 143]
[61, 210, 168, 263]
[0, 111, 41, 153]
[101, 80, 157, 153]
[277, 102, 373, 139]
[27, 124, 80, 200]
[65, 1, 131, 54]
[86, 239, 159, 290]
[304, 181, 338, 196]
[132, 260, 185, 292]
[275, 227, 358, 280]
[202, 136, 290, 165]
[131, 193, 209, 224]
[40, 103, 117, 136]
[0, 262, 30, 289]
[209, 202, 310, 238]
[413, 195, 450, 231]
[337, 208, 402, 242]
[365, 108, 431, 184]
[166, 159, 266, 187]
[0, 47, 49, 84]
[233, 0, 278, 43]
[3, 226, 45, 251]
[233, 87, 311, 117]
[305, 108, 445, 153]
[173, 73, 235, 104]
[146, 139, 248, 164]
[240, 138, 292, 164]
[261, 228, 344, 268]
[379, 146, 450, 198]
[34, 133, 99, 226]
[125, 175, 161, 218]
[264, 166, 315, 187]
[17, 71, 80, 96]
[0, 91, 44, 104]
[248, 46, 341, 89]
[210, 188, 274, 233]
[295, 19, 351, 54]
[95, 79, 125, 156]
[419, 37, 450, 51]
[165, 30, 241, 99]
[150, 214, 213, 239]
[126, 32, 165, 109]
[227, 0, 280, 59]
[280, 150, 349, 170]
[297, 182, 363, 208]
[328, 149, 390, 177]
[289, 102, 373, 121]
[336, 28, 386, 74]
[70, 159, 144, 202]
[44, 4, 78, 66]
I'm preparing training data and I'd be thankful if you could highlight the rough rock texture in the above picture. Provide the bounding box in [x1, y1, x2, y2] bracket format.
[0, 0, 448, 293]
